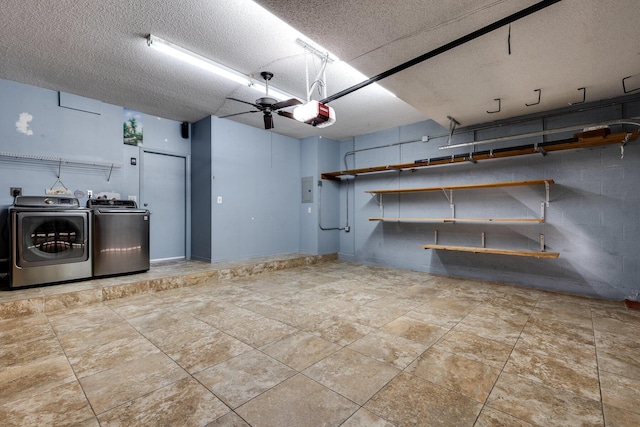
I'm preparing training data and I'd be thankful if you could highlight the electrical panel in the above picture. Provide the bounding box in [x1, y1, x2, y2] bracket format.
[301, 176, 313, 203]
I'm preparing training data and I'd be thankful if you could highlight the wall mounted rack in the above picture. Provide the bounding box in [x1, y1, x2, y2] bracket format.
[0, 151, 122, 183]
[0, 151, 122, 169]
[321, 131, 638, 180]
[366, 179, 559, 258]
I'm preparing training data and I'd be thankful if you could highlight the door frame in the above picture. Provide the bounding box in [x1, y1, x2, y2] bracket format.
[139, 147, 191, 260]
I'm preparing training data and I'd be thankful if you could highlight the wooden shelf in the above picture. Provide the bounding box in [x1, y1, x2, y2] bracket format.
[321, 131, 639, 180]
[365, 179, 554, 194]
[422, 244, 559, 258]
[370, 217, 544, 223]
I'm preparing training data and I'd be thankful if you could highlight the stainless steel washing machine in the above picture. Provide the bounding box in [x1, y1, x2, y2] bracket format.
[10, 196, 92, 288]
[86, 199, 150, 277]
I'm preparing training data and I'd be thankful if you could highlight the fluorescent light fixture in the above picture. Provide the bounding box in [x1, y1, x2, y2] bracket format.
[146, 34, 296, 101]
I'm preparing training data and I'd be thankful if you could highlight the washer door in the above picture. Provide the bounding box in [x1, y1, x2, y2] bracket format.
[15, 211, 89, 267]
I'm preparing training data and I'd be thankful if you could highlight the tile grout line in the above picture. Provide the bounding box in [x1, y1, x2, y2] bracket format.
[471, 292, 542, 427]
[590, 302, 607, 427]
[346, 287, 486, 425]
[44, 308, 100, 423]
[103, 292, 263, 425]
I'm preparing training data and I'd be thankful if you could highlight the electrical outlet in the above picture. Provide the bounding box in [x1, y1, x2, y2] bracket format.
[10, 187, 22, 197]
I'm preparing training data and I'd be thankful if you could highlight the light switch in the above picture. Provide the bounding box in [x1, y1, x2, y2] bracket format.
[217, 196, 222, 204]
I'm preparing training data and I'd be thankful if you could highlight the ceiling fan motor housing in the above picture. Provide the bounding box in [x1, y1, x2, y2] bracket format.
[256, 97, 278, 109]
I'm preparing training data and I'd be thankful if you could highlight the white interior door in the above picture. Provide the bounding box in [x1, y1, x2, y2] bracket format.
[142, 151, 187, 261]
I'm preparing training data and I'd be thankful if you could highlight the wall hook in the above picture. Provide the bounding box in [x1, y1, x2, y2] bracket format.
[569, 87, 586, 105]
[622, 75, 640, 94]
[487, 98, 501, 114]
[525, 89, 541, 106]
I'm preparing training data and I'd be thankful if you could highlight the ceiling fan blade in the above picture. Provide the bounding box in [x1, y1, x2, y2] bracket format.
[219, 110, 259, 118]
[264, 113, 274, 129]
[226, 97, 261, 109]
[277, 110, 295, 120]
[272, 98, 302, 110]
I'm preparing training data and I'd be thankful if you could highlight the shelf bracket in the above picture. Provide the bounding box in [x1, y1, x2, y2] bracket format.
[534, 143, 547, 156]
[481, 232, 486, 248]
[620, 132, 632, 159]
[540, 234, 545, 252]
[544, 180, 551, 207]
[441, 189, 455, 218]
[434, 230, 438, 244]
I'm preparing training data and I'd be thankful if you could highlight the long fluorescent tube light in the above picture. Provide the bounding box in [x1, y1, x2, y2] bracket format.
[146, 34, 296, 101]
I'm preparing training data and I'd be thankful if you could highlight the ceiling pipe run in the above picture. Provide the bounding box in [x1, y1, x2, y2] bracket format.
[320, 0, 562, 105]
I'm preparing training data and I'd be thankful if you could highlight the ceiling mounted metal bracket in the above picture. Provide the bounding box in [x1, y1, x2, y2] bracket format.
[296, 39, 334, 63]
[569, 87, 586, 105]
[622, 75, 640, 94]
[525, 89, 541, 106]
[446, 116, 460, 146]
[487, 98, 501, 114]
[298, 38, 333, 102]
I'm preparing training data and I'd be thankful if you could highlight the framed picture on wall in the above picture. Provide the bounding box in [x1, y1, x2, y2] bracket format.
[123, 109, 143, 146]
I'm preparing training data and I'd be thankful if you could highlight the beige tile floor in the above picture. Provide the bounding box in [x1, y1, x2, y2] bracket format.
[1, 260, 640, 426]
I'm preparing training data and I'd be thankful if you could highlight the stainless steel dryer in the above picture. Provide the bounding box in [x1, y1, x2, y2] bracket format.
[10, 196, 92, 288]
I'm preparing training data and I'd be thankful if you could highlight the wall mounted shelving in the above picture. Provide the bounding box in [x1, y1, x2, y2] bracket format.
[421, 243, 560, 258]
[366, 179, 558, 258]
[321, 131, 638, 180]
[366, 179, 553, 224]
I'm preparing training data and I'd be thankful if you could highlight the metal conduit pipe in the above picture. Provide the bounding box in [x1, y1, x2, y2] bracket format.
[318, 179, 350, 232]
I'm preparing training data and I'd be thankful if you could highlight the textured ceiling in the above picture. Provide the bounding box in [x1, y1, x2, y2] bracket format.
[1, 0, 638, 140]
